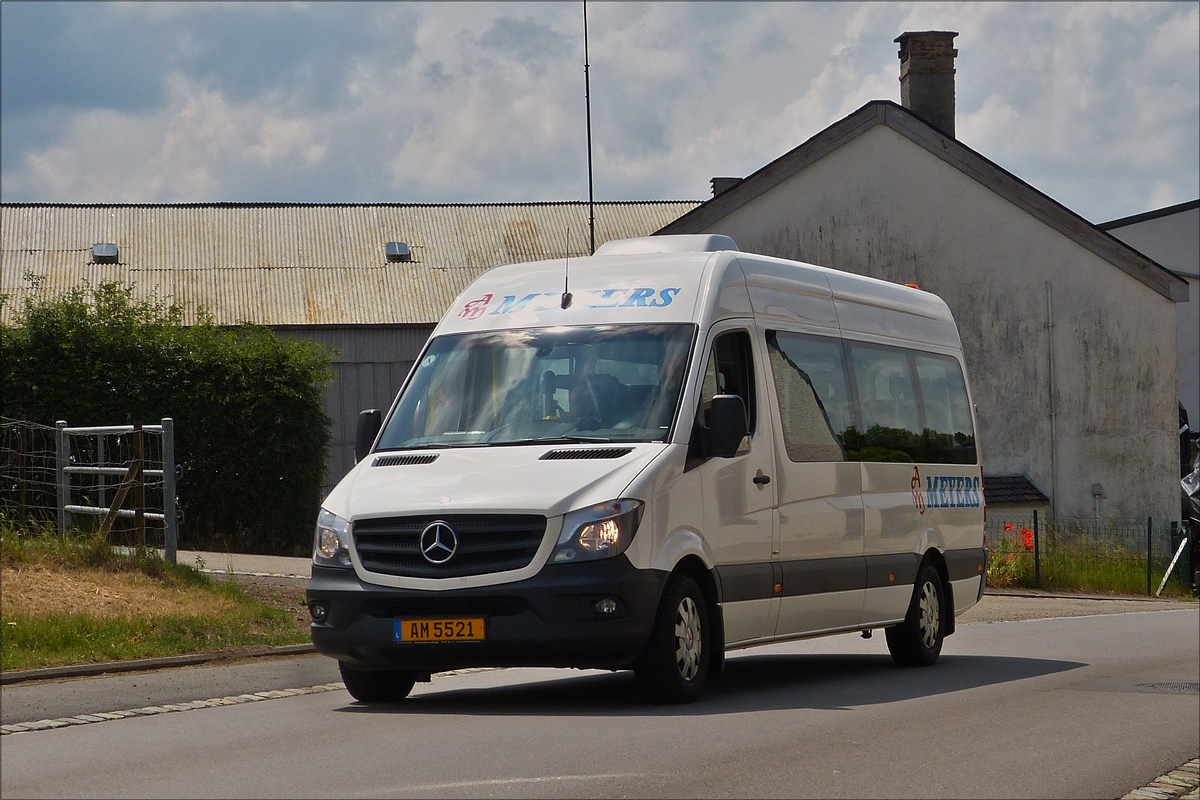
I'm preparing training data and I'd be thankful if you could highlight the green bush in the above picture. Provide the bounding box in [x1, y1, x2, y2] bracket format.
[0, 282, 333, 555]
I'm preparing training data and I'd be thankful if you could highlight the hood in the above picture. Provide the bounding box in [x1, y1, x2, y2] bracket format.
[322, 443, 667, 522]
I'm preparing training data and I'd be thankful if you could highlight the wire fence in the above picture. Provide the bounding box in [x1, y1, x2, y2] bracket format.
[0, 417, 57, 527]
[1, 416, 177, 557]
[987, 512, 1195, 596]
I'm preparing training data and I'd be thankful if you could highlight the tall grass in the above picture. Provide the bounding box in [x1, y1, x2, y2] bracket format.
[987, 516, 1195, 597]
[1, 518, 308, 670]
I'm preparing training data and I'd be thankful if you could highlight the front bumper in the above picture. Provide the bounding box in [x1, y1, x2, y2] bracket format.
[306, 556, 667, 671]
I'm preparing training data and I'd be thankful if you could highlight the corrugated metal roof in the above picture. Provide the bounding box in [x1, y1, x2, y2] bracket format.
[1, 201, 699, 326]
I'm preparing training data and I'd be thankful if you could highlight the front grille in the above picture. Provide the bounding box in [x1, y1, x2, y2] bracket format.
[363, 596, 530, 619]
[353, 514, 547, 578]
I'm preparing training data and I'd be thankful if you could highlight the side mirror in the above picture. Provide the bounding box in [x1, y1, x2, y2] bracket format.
[355, 409, 382, 464]
[708, 394, 749, 458]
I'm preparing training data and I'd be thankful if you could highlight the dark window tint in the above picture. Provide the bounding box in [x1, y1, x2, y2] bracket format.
[766, 330, 850, 462]
[696, 330, 756, 434]
[848, 344, 921, 462]
[915, 354, 976, 464]
[843, 343, 976, 464]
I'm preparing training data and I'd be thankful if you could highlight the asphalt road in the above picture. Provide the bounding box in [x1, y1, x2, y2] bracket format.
[2, 602, 1197, 799]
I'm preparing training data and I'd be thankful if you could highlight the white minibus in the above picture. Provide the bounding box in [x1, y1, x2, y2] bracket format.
[306, 234, 986, 703]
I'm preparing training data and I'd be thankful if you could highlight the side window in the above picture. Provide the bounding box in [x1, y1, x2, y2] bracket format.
[847, 343, 922, 462]
[915, 354, 977, 464]
[766, 330, 850, 462]
[696, 330, 756, 434]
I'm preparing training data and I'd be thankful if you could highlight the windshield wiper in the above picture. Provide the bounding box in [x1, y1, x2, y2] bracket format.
[494, 435, 614, 446]
[375, 442, 489, 452]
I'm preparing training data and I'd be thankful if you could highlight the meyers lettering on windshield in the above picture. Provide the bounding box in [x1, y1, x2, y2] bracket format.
[456, 287, 683, 319]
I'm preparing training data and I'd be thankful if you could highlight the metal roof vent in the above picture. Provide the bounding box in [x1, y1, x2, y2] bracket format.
[91, 243, 119, 263]
[385, 241, 412, 262]
[711, 177, 741, 197]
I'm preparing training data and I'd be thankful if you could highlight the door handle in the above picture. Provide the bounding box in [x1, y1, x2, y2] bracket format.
[753, 469, 771, 486]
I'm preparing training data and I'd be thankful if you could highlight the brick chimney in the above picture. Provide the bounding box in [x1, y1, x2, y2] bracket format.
[895, 31, 958, 137]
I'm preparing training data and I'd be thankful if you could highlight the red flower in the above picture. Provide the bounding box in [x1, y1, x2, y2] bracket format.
[1019, 528, 1034, 552]
[1002, 523, 1014, 532]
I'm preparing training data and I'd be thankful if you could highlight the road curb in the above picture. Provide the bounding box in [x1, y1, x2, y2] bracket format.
[1123, 758, 1200, 800]
[0, 643, 317, 686]
[985, 588, 1198, 602]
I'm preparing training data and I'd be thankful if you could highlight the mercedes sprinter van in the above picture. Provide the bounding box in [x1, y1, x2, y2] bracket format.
[306, 234, 987, 704]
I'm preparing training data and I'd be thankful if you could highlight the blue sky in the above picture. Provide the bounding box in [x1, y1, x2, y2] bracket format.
[1, 1, 1196, 223]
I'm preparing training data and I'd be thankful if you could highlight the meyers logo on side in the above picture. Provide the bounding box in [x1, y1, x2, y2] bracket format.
[911, 465, 981, 515]
[457, 287, 681, 319]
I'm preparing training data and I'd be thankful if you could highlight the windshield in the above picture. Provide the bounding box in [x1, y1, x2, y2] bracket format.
[376, 324, 696, 449]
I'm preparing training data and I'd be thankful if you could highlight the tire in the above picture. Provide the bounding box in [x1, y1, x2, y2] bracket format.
[885, 561, 946, 667]
[635, 575, 711, 704]
[339, 662, 419, 703]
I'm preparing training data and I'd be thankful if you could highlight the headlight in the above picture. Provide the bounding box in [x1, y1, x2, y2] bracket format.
[313, 509, 353, 568]
[550, 499, 643, 563]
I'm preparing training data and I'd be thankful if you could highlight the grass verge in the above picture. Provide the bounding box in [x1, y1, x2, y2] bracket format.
[987, 531, 1194, 596]
[1, 523, 309, 671]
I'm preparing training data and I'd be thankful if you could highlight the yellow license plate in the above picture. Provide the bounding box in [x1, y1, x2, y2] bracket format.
[395, 618, 486, 642]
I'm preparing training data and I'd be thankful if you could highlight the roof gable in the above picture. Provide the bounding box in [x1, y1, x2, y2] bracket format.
[659, 100, 1188, 302]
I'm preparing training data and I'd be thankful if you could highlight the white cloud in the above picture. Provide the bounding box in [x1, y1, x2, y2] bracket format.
[1, 1, 1195, 220]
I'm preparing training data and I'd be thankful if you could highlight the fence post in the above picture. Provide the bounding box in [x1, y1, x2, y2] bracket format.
[133, 422, 145, 548]
[18, 418, 28, 527]
[162, 418, 177, 564]
[97, 434, 107, 513]
[1146, 516, 1153, 596]
[55, 420, 69, 535]
[1033, 510, 1041, 589]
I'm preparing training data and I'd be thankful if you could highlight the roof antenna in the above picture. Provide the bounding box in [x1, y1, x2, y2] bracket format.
[583, 0, 596, 255]
[561, 226, 573, 309]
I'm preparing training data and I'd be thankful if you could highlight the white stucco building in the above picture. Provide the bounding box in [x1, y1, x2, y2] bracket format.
[1099, 200, 1200, 463]
[660, 32, 1189, 524]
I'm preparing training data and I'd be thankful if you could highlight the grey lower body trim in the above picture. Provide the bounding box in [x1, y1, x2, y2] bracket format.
[715, 547, 987, 604]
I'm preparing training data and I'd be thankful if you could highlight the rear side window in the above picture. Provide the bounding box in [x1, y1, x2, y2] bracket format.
[842, 343, 976, 464]
[848, 344, 922, 462]
[915, 354, 976, 464]
[766, 330, 850, 462]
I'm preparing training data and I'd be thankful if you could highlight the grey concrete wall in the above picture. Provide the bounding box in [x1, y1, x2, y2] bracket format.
[274, 325, 435, 494]
[700, 124, 1180, 523]
[1101, 206, 1199, 429]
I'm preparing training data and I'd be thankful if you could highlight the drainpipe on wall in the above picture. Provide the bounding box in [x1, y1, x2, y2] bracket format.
[1046, 281, 1058, 521]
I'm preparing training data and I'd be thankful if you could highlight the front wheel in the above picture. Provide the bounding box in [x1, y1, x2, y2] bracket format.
[339, 662, 419, 703]
[635, 575, 711, 704]
[885, 562, 945, 667]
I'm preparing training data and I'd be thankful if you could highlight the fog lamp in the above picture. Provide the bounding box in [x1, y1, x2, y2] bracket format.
[594, 598, 618, 615]
[309, 602, 329, 623]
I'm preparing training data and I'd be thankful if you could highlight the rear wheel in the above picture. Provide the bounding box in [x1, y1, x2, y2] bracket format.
[339, 662, 419, 703]
[635, 575, 711, 704]
[885, 562, 945, 667]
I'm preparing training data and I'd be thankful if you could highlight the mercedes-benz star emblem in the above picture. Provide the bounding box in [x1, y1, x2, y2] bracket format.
[419, 521, 458, 565]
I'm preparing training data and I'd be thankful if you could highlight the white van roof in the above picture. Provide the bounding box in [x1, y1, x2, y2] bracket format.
[594, 234, 738, 256]
[434, 235, 961, 351]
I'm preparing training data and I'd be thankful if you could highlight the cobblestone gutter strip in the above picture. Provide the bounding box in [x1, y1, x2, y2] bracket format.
[0, 683, 347, 735]
[0, 643, 317, 686]
[1123, 758, 1200, 800]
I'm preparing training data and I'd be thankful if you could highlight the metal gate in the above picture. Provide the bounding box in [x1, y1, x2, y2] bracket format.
[55, 419, 179, 563]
